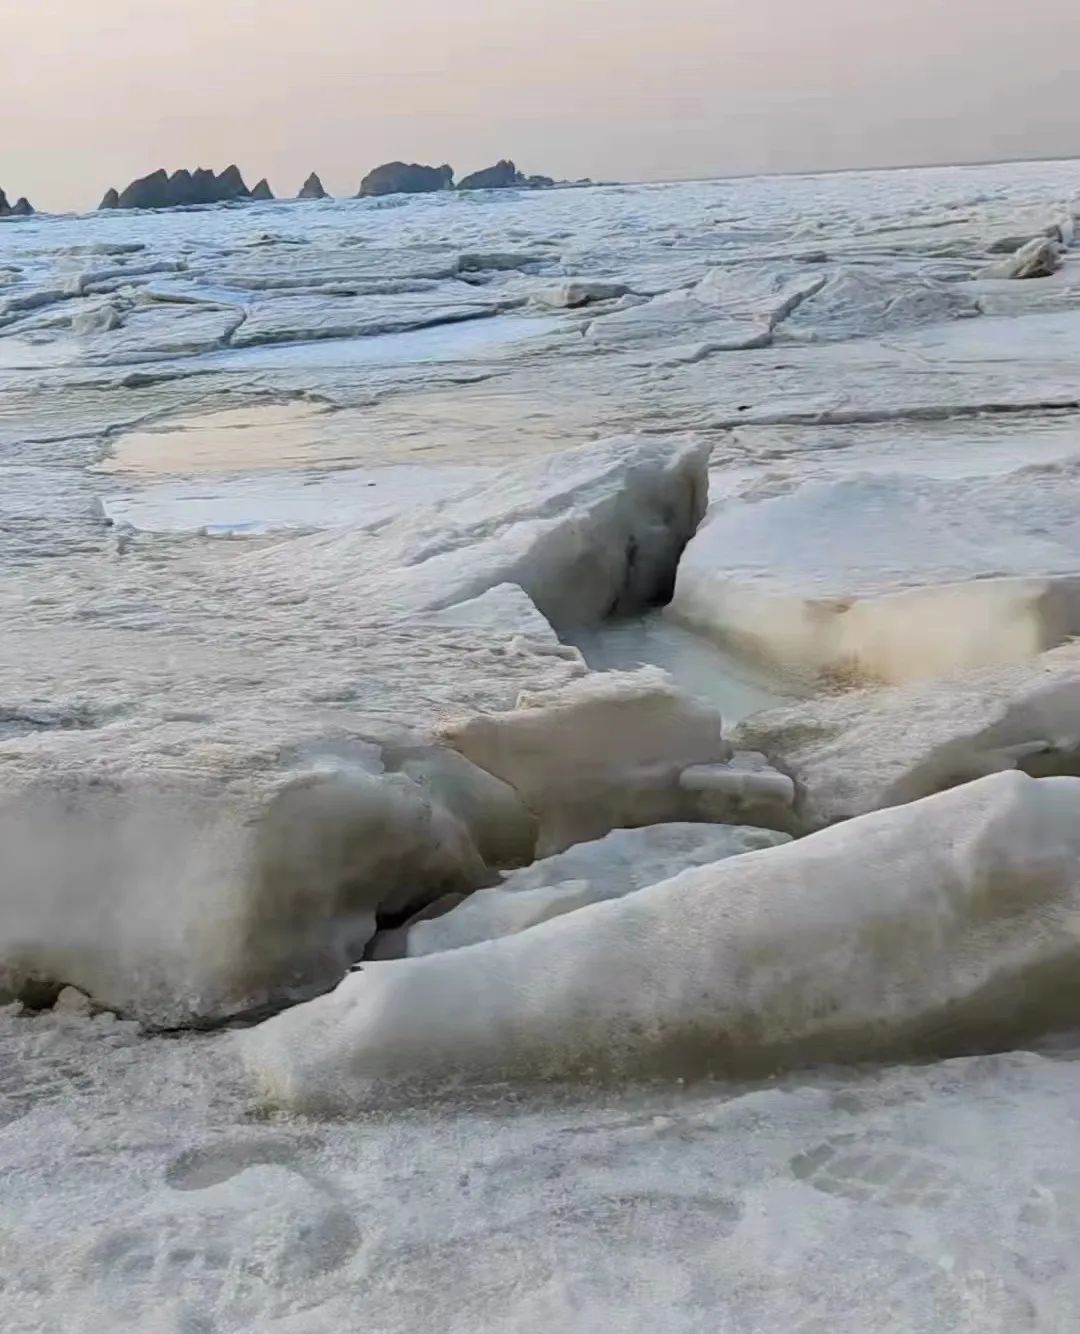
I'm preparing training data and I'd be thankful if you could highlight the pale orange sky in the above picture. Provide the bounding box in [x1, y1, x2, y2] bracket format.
[4, 0, 1079, 212]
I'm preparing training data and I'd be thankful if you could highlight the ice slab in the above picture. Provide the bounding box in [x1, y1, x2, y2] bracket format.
[188, 312, 564, 372]
[247, 433, 712, 631]
[735, 639, 1080, 828]
[402, 822, 790, 956]
[244, 771, 1080, 1110]
[671, 464, 1080, 684]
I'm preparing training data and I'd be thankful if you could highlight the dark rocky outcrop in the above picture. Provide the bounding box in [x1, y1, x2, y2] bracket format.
[358, 162, 454, 198]
[458, 159, 523, 191]
[298, 172, 329, 200]
[116, 169, 170, 209]
[101, 166, 254, 210]
[250, 178, 275, 201]
[215, 165, 250, 200]
[458, 160, 556, 191]
[0, 189, 35, 218]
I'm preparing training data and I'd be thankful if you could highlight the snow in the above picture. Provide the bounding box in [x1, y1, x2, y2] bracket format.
[5, 1005, 1080, 1331]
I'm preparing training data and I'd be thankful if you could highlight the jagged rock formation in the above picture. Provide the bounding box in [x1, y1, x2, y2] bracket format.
[298, 172, 329, 200]
[99, 166, 253, 210]
[250, 179, 275, 202]
[458, 159, 523, 190]
[0, 189, 35, 217]
[215, 164, 249, 199]
[357, 162, 454, 198]
[458, 160, 555, 190]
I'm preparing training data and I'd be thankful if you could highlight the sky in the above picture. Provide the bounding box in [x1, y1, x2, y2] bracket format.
[4, 0, 1080, 212]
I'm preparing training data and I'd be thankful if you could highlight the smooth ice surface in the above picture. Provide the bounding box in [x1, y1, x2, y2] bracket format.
[568, 613, 791, 722]
[96, 465, 486, 534]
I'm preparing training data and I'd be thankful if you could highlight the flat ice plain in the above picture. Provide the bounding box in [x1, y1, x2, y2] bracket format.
[3, 159, 1080, 1332]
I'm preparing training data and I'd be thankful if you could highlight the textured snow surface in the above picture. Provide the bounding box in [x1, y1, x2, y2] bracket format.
[5, 1008, 1080, 1333]
[4, 163, 1080, 1332]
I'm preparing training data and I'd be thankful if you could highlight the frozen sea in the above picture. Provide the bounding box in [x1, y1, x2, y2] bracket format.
[2, 161, 1080, 1332]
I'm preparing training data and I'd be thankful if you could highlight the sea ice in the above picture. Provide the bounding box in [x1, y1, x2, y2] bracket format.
[670, 464, 1080, 684]
[735, 639, 1080, 827]
[244, 771, 1080, 1111]
[397, 822, 790, 957]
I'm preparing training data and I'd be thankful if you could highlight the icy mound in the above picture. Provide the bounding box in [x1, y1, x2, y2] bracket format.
[248, 433, 711, 631]
[244, 771, 1080, 1112]
[398, 823, 790, 957]
[670, 466, 1080, 684]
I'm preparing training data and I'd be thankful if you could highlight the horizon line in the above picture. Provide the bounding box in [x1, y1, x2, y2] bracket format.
[8, 149, 1080, 217]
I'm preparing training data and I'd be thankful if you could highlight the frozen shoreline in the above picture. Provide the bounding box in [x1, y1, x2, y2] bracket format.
[2, 162, 1080, 1331]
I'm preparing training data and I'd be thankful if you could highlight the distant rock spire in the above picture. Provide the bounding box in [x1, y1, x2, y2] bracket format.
[298, 172, 329, 200]
[0, 188, 36, 217]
